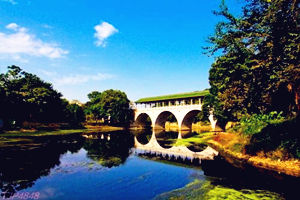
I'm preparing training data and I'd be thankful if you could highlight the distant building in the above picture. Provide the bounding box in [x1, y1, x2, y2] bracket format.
[69, 100, 84, 107]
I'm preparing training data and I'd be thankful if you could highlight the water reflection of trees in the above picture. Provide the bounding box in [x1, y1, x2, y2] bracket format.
[0, 135, 85, 198]
[83, 131, 134, 168]
[132, 129, 152, 145]
[155, 130, 178, 149]
[0, 132, 134, 198]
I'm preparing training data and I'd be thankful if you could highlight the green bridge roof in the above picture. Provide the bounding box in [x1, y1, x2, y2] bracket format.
[135, 90, 209, 103]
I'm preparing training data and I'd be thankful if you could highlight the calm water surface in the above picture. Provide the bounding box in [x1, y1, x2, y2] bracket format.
[0, 130, 296, 200]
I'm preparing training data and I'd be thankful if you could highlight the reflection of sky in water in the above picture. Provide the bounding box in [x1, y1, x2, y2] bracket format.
[23, 149, 202, 200]
[49, 150, 104, 174]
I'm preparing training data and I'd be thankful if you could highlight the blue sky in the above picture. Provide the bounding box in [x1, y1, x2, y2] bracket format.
[0, 0, 243, 102]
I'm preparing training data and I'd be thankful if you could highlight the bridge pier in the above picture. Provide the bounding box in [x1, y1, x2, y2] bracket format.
[178, 129, 182, 139]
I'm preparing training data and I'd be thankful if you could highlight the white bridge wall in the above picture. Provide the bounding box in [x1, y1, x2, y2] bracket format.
[134, 104, 217, 132]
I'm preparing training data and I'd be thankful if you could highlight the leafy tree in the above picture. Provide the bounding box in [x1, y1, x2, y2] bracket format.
[0, 66, 64, 124]
[98, 89, 132, 124]
[206, 0, 300, 121]
[85, 91, 103, 123]
[200, 93, 230, 128]
[262, 0, 300, 113]
[0, 86, 7, 129]
[87, 91, 101, 101]
[0, 65, 84, 128]
[85, 89, 133, 125]
[167, 114, 177, 123]
[65, 103, 85, 126]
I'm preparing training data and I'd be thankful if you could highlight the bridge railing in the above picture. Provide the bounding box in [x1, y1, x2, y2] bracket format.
[133, 103, 202, 111]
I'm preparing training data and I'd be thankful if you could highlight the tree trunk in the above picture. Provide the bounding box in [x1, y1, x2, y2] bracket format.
[295, 83, 300, 112]
[287, 82, 300, 114]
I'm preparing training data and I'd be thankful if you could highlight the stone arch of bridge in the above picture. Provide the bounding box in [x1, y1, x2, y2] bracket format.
[154, 111, 178, 130]
[135, 113, 152, 128]
[181, 109, 202, 131]
[134, 108, 215, 132]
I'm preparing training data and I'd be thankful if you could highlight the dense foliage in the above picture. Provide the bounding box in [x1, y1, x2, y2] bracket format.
[0, 66, 85, 128]
[245, 115, 300, 158]
[201, 0, 300, 158]
[65, 103, 85, 126]
[205, 0, 300, 121]
[232, 111, 285, 135]
[85, 89, 132, 125]
[85, 91, 103, 123]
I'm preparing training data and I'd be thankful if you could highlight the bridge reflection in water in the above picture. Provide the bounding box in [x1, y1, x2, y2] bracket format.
[134, 129, 218, 163]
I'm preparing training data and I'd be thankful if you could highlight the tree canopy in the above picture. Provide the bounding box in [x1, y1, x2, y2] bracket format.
[85, 89, 132, 125]
[205, 0, 300, 121]
[0, 66, 85, 128]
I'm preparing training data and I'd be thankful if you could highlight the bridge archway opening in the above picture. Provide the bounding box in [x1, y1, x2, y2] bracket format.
[181, 110, 202, 131]
[181, 110, 209, 152]
[135, 113, 152, 129]
[154, 111, 178, 149]
[154, 111, 178, 130]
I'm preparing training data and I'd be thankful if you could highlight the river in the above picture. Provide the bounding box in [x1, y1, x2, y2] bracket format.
[0, 130, 297, 200]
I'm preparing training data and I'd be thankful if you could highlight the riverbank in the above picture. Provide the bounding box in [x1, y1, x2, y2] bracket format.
[208, 133, 300, 178]
[0, 129, 86, 137]
[0, 125, 126, 137]
[84, 124, 125, 131]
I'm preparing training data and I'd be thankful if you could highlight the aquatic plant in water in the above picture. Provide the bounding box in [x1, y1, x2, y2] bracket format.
[154, 179, 283, 200]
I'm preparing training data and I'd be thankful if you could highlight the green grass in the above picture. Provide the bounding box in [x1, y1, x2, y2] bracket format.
[135, 90, 209, 103]
[0, 129, 86, 137]
[172, 132, 215, 147]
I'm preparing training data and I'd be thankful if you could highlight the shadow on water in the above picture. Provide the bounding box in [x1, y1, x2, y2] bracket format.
[0, 131, 134, 198]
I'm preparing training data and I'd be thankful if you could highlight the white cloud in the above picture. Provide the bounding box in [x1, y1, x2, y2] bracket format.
[1, 0, 17, 5]
[39, 69, 57, 77]
[94, 22, 118, 47]
[54, 73, 114, 86]
[6, 23, 19, 31]
[0, 23, 68, 59]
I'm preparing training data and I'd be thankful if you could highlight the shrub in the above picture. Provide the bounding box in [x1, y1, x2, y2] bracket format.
[245, 115, 300, 159]
[232, 111, 285, 135]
